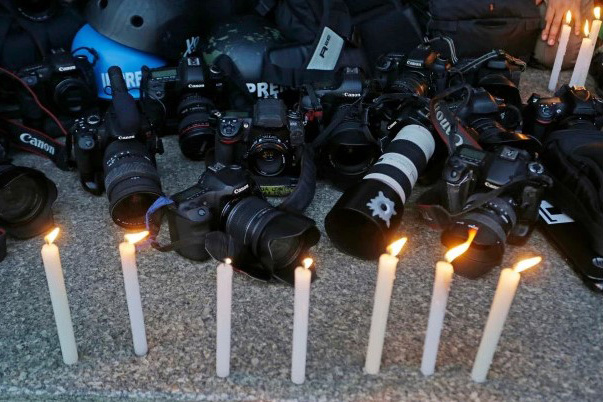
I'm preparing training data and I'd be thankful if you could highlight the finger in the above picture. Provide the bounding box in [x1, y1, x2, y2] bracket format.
[542, 6, 556, 41]
[535, 0, 543, 4]
[574, 7, 582, 36]
[548, 12, 564, 45]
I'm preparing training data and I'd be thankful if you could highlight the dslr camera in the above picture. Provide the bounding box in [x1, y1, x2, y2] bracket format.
[140, 56, 225, 160]
[421, 144, 552, 278]
[152, 163, 320, 283]
[71, 66, 163, 229]
[523, 85, 603, 139]
[302, 67, 386, 187]
[214, 98, 305, 195]
[18, 48, 96, 117]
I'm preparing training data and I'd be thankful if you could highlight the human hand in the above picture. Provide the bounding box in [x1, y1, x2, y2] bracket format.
[536, 0, 582, 45]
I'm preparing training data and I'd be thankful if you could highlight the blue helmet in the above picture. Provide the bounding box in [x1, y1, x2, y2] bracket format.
[71, 24, 166, 99]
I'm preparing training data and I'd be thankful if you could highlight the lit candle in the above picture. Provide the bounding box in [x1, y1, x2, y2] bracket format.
[589, 8, 602, 56]
[364, 238, 408, 375]
[548, 11, 573, 91]
[216, 258, 233, 378]
[570, 20, 593, 87]
[41, 228, 78, 365]
[119, 231, 149, 357]
[421, 229, 477, 376]
[291, 258, 314, 385]
[471, 256, 542, 383]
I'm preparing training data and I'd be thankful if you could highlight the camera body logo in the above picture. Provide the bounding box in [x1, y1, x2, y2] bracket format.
[319, 34, 332, 58]
[58, 65, 77, 72]
[20, 133, 55, 155]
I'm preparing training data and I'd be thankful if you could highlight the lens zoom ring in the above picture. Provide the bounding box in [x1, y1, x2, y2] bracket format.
[104, 161, 160, 194]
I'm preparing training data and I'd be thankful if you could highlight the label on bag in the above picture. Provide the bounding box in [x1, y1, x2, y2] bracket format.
[306, 27, 344, 71]
[539, 200, 574, 225]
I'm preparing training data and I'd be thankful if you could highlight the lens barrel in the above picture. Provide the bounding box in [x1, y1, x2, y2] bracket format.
[0, 164, 57, 239]
[178, 95, 215, 160]
[225, 196, 320, 282]
[325, 124, 435, 259]
[103, 140, 162, 229]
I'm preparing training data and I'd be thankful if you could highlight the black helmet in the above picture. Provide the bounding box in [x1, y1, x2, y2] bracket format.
[85, 0, 204, 60]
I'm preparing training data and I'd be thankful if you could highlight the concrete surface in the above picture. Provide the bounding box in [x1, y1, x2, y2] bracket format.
[0, 69, 602, 401]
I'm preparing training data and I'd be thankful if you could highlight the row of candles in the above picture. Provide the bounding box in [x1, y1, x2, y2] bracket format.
[549, 7, 602, 91]
[39, 227, 540, 383]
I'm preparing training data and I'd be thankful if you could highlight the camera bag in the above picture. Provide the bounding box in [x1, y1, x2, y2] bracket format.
[427, 0, 541, 60]
[541, 129, 603, 256]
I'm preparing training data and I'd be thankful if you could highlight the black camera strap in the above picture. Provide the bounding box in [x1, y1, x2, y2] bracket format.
[0, 118, 71, 170]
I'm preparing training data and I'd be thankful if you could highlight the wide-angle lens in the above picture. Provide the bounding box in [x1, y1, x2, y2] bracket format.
[247, 138, 288, 177]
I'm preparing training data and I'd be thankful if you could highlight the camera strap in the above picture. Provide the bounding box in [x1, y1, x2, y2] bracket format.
[0, 118, 71, 170]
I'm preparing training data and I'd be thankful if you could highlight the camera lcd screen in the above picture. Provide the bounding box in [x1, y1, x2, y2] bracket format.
[152, 69, 177, 79]
[459, 147, 486, 163]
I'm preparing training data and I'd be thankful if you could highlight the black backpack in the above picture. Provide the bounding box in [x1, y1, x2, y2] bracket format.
[428, 0, 541, 60]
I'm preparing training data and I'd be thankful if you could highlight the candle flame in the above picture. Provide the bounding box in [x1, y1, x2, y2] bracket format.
[224, 258, 232, 265]
[45, 227, 60, 245]
[513, 256, 542, 273]
[445, 228, 478, 263]
[566, 10, 572, 24]
[584, 20, 590, 37]
[303, 258, 313, 269]
[387, 237, 408, 257]
[124, 231, 149, 245]
[595, 7, 601, 20]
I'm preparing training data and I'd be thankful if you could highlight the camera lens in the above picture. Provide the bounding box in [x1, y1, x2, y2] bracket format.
[225, 196, 320, 278]
[177, 95, 215, 160]
[0, 164, 57, 239]
[103, 140, 162, 229]
[325, 124, 435, 259]
[247, 136, 288, 177]
[54, 78, 94, 115]
[441, 195, 517, 278]
[391, 72, 429, 96]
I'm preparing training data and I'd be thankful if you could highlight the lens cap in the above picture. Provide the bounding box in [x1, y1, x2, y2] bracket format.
[325, 179, 404, 260]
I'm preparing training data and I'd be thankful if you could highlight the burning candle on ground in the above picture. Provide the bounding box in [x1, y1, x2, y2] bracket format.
[216, 258, 233, 378]
[291, 258, 314, 385]
[364, 238, 408, 375]
[119, 231, 149, 356]
[421, 228, 478, 376]
[41, 227, 78, 365]
[548, 11, 573, 91]
[570, 20, 593, 87]
[471, 256, 542, 383]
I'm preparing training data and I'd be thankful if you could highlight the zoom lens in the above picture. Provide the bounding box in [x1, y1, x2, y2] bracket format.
[103, 141, 162, 229]
[225, 196, 320, 282]
[441, 195, 517, 278]
[325, 124, 435, 259]
[177, 95, 215, 160]
[390, 72, 430, 96]
[0, 164, 57, 239]
[247, 136, 288, 177]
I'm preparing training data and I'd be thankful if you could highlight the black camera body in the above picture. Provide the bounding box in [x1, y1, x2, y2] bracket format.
[71, 66, 163, 229]
[376, 44, 452, 97]
[214, 98, 305, 195]
[140, 56, 225, 160]
[524, 85, 603, 139]
[436, 145, 551, 277]
[18, 48, 96, 116]
[161, 163, 320, 283]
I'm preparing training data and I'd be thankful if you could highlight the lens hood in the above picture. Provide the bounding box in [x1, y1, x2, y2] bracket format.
[0, 165, 57, 239]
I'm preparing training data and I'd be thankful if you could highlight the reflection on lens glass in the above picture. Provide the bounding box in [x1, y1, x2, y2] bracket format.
[269, 236, 303, 266]
[251, 147, 285, 176]
[112, 192, 158, 227]
[331, 144, 377, 175]
[0, 175, 45, 223]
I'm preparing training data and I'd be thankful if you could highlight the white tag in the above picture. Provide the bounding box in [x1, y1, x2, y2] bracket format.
[306, 27, 344, 71]
[539, 200, 575, 225]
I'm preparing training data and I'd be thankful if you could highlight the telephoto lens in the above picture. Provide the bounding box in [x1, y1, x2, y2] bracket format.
[0, 164, 57, 239]
[325, 124, 436, 259]
[177, 95, 215, 160]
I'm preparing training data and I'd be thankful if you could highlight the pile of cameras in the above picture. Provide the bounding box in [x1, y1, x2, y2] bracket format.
[1, 40, 601, 288]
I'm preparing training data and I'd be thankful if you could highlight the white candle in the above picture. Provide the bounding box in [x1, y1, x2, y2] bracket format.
[421, 229, 477, 376]
[570, 21, 593, 87]
[41, 228, 78, 365]
[471, 257, 542, 383]
[216, 258, 233, 378]
[548, 11, 573, 91]
[119, 231, 149, 357]
[588, 8, 602, 56]
[364, 238, 407, 375]
[291, 258, 314, 385]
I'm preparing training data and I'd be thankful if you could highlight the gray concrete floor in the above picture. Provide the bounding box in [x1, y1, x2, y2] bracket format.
[0, 69, 602, 401]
